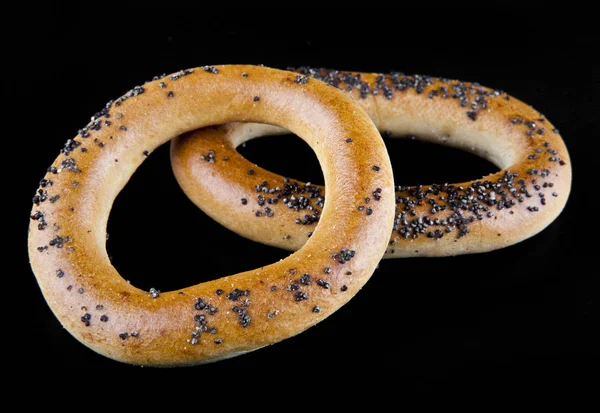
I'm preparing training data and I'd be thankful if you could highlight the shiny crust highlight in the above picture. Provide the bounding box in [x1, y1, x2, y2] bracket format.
[171, 68, 571, 257]
[28, 66, 395, 366]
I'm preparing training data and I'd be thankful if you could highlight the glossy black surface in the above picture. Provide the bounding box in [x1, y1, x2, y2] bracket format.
[13, 5, 592, 387]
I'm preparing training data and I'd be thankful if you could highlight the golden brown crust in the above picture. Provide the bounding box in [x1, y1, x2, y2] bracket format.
[171, 69, 572, 257]
[28, 65, 395, 366]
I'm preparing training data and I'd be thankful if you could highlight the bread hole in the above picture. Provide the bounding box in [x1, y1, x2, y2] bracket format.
[238, 133, 499, 187]
[106, 142, 289, 292]
[107, 134, 498, 292]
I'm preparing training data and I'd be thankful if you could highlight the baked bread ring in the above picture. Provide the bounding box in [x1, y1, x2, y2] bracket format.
[28, 65, 395, 366]
[171, 68, 571, 257]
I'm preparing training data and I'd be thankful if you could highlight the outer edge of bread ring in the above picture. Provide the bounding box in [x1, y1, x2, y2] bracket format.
[28, 65, 395, 366]
[171, 69, 572, 258]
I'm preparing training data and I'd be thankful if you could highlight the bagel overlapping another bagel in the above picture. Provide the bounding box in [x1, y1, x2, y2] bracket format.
[28, 65, 571, 366]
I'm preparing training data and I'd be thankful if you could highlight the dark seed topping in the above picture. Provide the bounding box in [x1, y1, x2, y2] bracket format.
[81, 313, 91, 327]
[232, 305, 251, 327]
[167, 69, 194, 81]
[299, 273, 312, 285]
[61, 139, 81, 155]
[56, 269, 65, 278]
[194, 298, 207, 310]
[100, 315, 109, 322]
[317, 279, 330, 289]
[31, 210, 47, 230]
[295, 292, 308, 301]
[202, 66, 219, 74]
[332, 248, 356, 264]
[295, 74, 309, 84]
[49, 236, 66, 249]
[200, 149, 216, 163]
[149, 288, 160, 298]
[32, 190, 47, 205]
[340, 285, 348, 292]
[61, 158, 81, 173]
[312, 306, 321, 313]
[226, 288, 251, 302]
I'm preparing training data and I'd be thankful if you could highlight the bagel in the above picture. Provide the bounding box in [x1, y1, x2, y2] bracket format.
[171, 67, 571, 257]
[28, 65, 395, 366]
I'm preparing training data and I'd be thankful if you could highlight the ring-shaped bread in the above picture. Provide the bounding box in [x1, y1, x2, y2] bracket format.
[28, 65, 395, 366]
[171, 68, 571, 257]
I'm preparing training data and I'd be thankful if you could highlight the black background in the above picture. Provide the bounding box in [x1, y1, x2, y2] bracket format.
[11, 5, 594, 388]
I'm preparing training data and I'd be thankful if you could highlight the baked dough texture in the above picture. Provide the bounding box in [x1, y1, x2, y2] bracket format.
[28, 66, 395, 366]
[171, 68, 571, 257]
